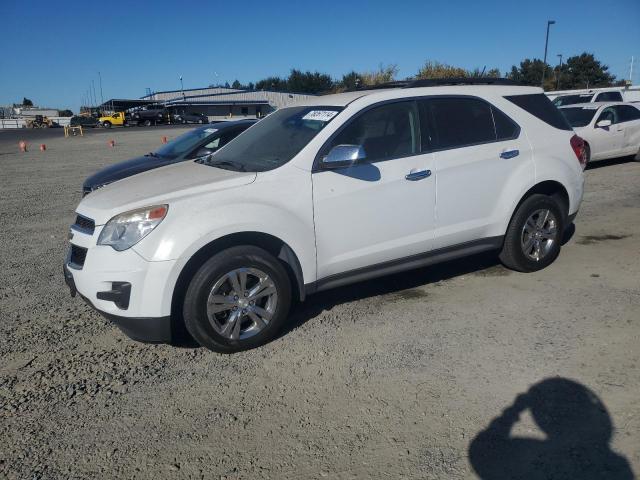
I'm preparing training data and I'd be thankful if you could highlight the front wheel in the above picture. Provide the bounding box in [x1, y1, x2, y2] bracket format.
[102, 121, 111, 129]
[183, 246, 292, 353]
[499, 194, 564, 272]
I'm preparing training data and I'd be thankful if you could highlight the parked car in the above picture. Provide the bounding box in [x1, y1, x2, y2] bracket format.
[82, 120, 256, 195]
[173, 112, 209, 124]
[560, 102, 640, 162]
[64, 79, 585, 353]
[552, 90, 624, 107]
[69, 115, 99, 128]
[129, 105, 170, 126]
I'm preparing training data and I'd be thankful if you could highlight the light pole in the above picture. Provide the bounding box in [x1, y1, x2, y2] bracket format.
[98, 71, 104, 105]
[179, 75, 185, 100]
[541, 20, 556, 88]
[556, 54, 563, 90]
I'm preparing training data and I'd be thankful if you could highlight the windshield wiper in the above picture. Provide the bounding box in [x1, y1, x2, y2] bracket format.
[204, 159, 247, 172]
[144, 152, 159, 157]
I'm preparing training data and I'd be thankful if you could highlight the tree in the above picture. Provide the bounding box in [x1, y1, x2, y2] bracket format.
[22, 97, 33, 106]
[563, 53, 616, 89]
[287, 69, 333, 94]
[231, 79, 243, 89]
[338, 71, 362, 90]
[507, 58, 550, 87]
[416, 61, 467, 79]
[416, 61, 501, 80]
[359, 64, 398, 86]
[255, 76, 288, 91]
[59, 109, 73, 117]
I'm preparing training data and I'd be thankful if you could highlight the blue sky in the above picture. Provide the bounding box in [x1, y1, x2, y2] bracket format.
[1, 0, 638, 112]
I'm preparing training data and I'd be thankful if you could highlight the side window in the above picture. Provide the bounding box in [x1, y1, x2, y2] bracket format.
[203, 137, 221, 150]
[422, 97, 495, 150]
[595, 92, 623, 102]
[329, 101, 419, 162]
[492, 107, 520, 140]
[597, 107, 618, 124]
[615, 105, 640, 123]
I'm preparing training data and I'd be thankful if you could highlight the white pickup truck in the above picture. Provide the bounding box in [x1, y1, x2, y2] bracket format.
[548, 87, 640, 107]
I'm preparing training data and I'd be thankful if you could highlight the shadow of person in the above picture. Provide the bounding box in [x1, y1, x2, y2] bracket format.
[469, 378, 634, 480]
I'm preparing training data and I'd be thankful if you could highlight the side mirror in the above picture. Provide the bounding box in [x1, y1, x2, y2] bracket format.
[596, 119, 612, 128]
[322, 144, 366, 169]
[192, 147, 214, 158]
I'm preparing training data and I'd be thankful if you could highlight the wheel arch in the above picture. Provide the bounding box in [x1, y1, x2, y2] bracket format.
[169, 231, 306, 340]
[508, 180, 570, 229]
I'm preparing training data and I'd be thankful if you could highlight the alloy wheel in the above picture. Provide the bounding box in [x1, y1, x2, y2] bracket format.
[521, 209, 558, 261]
[206, 267, 278, 340]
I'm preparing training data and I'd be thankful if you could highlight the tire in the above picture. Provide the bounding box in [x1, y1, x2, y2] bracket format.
[144, 119, 152, 127]
[183, 246, 292, 353]
[103, 121, 111, 129]
[499, 194, 565, 273]
[181, 119, 187, 124]
[199, 119, 205, 124]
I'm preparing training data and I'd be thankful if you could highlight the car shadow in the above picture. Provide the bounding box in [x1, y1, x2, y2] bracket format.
[282, 248, 503, 338]
[586, 155, 637, 170]
[468, 377, 634, 479]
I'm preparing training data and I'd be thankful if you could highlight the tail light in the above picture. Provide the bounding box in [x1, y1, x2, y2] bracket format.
[570, 134, 587, 170]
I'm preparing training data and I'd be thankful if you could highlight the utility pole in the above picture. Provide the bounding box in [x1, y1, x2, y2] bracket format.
[180, 75, 185, 101]
[92, 80, 98, 108]
[541, 20, 556, 89]
[98, 71, 104, 105]
[556, 54, 563, 90]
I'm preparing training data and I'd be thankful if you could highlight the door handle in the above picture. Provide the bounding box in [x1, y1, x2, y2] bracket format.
[500, 149, 520, 159]
[405, 169, 431, 181]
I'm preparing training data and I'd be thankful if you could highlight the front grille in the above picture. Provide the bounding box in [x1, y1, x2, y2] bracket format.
[72, 214, 95, 234]
[68, 245, 88, 270]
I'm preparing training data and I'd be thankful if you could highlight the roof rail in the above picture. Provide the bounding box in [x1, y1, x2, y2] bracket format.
[358, 77, 518, 90]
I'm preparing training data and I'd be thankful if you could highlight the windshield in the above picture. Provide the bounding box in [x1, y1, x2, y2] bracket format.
[553, 94, 594, 106]
[560, 107, 598, 127]
[204, 106, 342, 172]
[154, 126, 217, 159]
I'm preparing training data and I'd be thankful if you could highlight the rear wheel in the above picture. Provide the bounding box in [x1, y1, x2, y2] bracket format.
[183, 246, 292, 353]
[499, 194, 564, 272]
[144, 119, 152, 127]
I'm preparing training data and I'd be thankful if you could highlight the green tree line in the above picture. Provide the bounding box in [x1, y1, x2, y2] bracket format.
[218, 52, 623, 95]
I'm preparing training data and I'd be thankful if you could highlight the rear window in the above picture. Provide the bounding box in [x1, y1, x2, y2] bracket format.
[552, 94, 594, 106]
[505, 94, 572, 131]
[560, 107, 598, 127]
[595, 91, 623, 102]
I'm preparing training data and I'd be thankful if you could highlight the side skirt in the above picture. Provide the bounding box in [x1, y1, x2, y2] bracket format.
[305, 236, 504, 295]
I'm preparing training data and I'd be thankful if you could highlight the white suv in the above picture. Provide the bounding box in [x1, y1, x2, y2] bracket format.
[64, 79, 586, 353]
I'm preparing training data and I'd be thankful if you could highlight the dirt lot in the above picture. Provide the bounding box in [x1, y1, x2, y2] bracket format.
[1, 127, 638, 479]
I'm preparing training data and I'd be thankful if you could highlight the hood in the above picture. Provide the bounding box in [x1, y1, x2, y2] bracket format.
[78, 160, 256, 225]
[83, 155, 177, 189]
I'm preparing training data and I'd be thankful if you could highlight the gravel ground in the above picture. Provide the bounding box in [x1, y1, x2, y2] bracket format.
[1, 127, 638, 479]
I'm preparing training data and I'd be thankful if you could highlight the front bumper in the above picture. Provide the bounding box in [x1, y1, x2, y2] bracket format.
[64, 262, 172, 343]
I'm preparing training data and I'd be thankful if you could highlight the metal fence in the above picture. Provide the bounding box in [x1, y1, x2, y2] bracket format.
[0, 117, 72, 129]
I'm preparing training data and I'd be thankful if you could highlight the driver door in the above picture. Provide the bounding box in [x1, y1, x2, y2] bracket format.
[312, 100, 435, 281]
[590, 106, 624, 159]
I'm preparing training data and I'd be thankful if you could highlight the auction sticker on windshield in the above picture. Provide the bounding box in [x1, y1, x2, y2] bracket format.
[302, 110, 339, 122]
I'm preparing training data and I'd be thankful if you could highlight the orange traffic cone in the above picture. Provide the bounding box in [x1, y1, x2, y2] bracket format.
[108, 139, 115, 147]
[162, 136, 168, 144]
[19, 141, 27, 152]
[40, 144, 46, 151]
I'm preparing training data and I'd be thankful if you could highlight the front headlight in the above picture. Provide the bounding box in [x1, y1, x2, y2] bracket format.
[97, 205, 168, 251]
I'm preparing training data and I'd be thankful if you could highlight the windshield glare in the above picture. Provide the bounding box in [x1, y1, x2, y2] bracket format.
[560, 107, 598, 127]
[205, 106, 342, 172]
[154, 127, 217, 159]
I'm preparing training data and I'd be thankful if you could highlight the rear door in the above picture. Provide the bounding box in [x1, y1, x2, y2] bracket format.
[420, 96, 533, 249]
